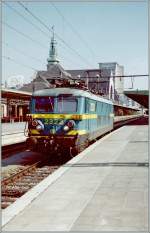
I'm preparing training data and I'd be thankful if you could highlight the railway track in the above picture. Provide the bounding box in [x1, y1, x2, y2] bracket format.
[1, 161, 59, 209]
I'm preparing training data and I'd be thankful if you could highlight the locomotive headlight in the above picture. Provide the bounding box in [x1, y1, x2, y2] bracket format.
[36, 120, 44, 131]
[63, 125, 69, 131]
[63, 120, 75, 132]
[32, 120, 38, 127]
[66, 120, 75, 128]
[36, 125, 43, 131]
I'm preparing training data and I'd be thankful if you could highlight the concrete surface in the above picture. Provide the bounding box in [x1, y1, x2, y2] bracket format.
[2, 122, 26, 146]
[2, 122, 26, 135]
[2, 125, 148, 231]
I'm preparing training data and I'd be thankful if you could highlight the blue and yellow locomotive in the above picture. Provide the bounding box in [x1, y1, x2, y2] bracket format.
[26, 87, 114, 156]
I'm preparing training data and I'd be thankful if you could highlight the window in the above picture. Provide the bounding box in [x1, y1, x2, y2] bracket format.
[34, 97, 54, 113]
[33, 95, 78, 113]
[89, 102, 96, 112]
[57, 96, 77, 113]
[86, 99, 97, 113]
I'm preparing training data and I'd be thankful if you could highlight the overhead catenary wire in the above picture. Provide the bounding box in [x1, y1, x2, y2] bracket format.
[50, 2, 96, 59]
[3, 3, 148, 87]
[2, 28, 83, 71]
[18, 2, 93, 67]
[4, 2, 50, 39]
[72, 74, 148, 79]
[3, 21, 48, 50]
[3, 2, 89, 68]
[3, 55, 37, 71]
[3, 42, 44, 64]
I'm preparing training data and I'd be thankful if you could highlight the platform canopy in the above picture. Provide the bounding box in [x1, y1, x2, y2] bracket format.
[2, 88, 32, 100]
[124, 90, 148, 109]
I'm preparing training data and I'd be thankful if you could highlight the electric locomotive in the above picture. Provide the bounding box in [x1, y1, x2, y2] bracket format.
[26, 87, 114, 156]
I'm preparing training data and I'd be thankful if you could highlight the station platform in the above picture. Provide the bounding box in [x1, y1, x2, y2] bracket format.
[2, 122, 26, 146]
[2, 125, 148, 231]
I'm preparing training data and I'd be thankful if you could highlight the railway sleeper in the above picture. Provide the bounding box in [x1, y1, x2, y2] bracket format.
[2, 187, 29, 195]
[22, 175, 48, 179]
[20, 177, 44, 182]
[6, 182, 38, 187]
[17, 182, 38, 187]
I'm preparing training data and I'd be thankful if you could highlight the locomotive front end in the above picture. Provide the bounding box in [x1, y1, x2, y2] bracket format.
[26, 90, 87, 156]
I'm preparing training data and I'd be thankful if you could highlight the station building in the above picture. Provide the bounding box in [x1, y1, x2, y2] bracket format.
[1, 88, 31, 123]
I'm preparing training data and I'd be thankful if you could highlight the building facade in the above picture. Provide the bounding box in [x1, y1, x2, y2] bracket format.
[98, 62, 124, 94]
[1, 89, 31, 122]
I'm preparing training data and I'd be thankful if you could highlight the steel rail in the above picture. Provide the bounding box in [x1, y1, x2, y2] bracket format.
[2, 161, 40, 185]
[1, 161, 59, 209]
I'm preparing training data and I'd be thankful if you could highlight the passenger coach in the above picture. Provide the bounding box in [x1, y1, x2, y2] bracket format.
[26, 88, 114, 156]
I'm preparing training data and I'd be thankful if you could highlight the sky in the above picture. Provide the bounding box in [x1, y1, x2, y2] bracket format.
[2, 1, 148, 90]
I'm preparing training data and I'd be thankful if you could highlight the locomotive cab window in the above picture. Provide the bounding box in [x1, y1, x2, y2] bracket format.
[57, 96, 78, 113]
[34, 97, 54, 113]
[32, 95, 78, 113]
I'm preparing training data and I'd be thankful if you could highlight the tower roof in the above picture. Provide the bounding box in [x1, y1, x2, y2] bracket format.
[47, 26, 59, 67]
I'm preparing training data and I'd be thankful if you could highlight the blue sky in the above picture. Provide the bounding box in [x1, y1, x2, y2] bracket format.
[2, 1, 148, 89]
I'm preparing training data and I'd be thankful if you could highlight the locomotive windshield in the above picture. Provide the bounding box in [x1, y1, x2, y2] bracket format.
[33, 95, 78, 113]
[35, 97, 54, 113]
[57, 96, 77, 113]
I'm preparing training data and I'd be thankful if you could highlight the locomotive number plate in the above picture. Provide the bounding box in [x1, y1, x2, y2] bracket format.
[44, 119, 64, 125]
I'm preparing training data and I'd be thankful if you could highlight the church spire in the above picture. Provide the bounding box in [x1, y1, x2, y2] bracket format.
[47, 26, 59, 67]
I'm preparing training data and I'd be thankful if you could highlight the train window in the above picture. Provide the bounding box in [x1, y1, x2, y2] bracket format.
[34, 97, 54, 113]
[57, 96, 77, 113]
[86, 99, 97, 113]
[91, 102, 96, 112]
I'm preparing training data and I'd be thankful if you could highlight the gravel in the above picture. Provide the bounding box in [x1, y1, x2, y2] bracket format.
[2, 165, 26, 180]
